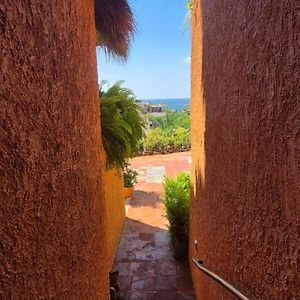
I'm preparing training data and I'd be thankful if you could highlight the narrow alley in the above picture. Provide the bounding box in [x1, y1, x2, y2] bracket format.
[2, 1, 298, 299]
[113, 152, 195, 299]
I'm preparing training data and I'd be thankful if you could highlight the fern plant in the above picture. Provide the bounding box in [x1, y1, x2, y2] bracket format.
[162, 172, 191, 259]
[100, 81, 146, 169]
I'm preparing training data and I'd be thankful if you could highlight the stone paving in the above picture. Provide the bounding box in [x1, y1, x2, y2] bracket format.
[113, 152, 195, 299]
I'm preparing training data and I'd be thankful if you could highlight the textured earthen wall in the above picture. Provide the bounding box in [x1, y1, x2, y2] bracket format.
[104, 168, 125, 270]
[190, 0, 299, 299]
[0, 1, 108, 298]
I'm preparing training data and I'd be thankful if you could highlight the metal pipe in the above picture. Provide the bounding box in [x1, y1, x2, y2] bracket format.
[192, 258, 250, 300]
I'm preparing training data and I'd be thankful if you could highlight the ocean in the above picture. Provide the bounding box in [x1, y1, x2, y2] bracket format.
[141, 98, 190, 111]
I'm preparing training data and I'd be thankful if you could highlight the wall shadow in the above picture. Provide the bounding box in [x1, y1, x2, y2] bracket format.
[112, 217, 195, 299]
[129, 190, 162, 207]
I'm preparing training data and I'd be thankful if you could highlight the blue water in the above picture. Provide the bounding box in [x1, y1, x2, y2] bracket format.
[141, 98, 190, 111]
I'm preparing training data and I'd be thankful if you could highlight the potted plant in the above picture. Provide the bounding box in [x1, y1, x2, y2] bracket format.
[123, 165, 138, 199]
[162, 172, 190, 260]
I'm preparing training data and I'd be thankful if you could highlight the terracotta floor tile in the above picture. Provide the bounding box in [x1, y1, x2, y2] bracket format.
[126, 292, 156, 300]
[135, 250, 155, 262]
[113, 152, 194, 298]
[121, 239, 148, 252]
[156, 261, 177, 276]
[131, 262, 156, 276]
[132, 276, 155, 291]
[118, 275, 133, 292]
[154, 291, 181, 300]
[154, 248, 176, 262]
[155, 231, 169, 248]
[155, 276, 177, 290]
[115, 249, 136, 262]
[139, 232, 156, 244]
[177, 291, 196, 299]
[113, 262, 132, 276]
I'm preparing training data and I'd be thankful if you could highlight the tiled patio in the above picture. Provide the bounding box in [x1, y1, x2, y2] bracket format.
[113, 152, 194, 299]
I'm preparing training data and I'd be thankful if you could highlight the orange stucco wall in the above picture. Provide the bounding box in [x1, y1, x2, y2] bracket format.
[190, 0, 299, 299]
[103, 168, 126, 270]
[0, 0, 108, 298]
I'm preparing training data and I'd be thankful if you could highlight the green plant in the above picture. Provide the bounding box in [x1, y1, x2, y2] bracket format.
[162, 172, 190, 259]
[143, 128, 163, 152]
[100, 81, 146, 168]
[143, 110, 191, 154]
[183, 1, 192, 31]
[123, 165, 138, 187]
[186, 1, 192, 11]
[148, 110, 190, 130]
[142, 124, 191, 154]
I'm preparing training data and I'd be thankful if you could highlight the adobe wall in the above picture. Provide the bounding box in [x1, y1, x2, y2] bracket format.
[190, 1, 299, 299]
[104, 168, 126, 270]
[0, 1, 108, 298]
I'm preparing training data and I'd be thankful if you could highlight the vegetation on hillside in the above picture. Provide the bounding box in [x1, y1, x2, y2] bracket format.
[149, 110, 190, 130]
[100, 81, 190, 160]
[141, 110, 191, 154]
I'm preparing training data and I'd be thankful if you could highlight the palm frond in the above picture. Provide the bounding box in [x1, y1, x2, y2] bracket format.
[100, 81, 146, 169]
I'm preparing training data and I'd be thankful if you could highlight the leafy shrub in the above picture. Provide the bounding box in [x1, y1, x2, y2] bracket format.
[142, 127, 190, 153]
[141, 110, 190, 154]
[162, 172, 190, 259]
[100, 81, 146, 168]
[143, 128, 163, 152]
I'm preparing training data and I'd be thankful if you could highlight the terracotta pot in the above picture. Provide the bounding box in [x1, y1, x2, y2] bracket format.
[123, 186, 134, 199]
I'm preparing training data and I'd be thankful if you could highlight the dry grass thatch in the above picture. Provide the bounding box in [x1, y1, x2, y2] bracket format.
[94, 0, 135, 60]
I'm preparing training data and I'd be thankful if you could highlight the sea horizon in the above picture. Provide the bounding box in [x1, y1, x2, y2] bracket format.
[140, 98, 190, 111]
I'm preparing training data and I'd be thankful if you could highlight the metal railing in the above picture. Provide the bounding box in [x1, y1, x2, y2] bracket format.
[192, 258, 250, 300]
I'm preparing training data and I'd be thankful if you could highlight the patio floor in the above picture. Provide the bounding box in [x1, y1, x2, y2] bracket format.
[113, 152, 195, 299]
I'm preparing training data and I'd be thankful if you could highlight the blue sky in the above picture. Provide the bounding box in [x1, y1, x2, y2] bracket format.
[96, 0, 191, 100]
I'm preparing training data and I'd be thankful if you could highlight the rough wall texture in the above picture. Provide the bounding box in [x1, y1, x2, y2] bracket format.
[190, 0, 299, 299]
[0, 1, 108, 298]
[103, 167, 125, 270]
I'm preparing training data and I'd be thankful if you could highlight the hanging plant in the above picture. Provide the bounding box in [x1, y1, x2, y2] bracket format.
[186, 1, 192, 11]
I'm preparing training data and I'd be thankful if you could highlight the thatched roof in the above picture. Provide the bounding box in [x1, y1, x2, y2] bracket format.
[94, 0, 135, 59]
